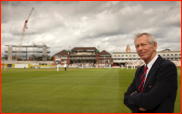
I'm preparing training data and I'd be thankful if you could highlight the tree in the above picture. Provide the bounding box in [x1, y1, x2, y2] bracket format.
[2, 55, 7, 60]
[50, 56, 54, 61]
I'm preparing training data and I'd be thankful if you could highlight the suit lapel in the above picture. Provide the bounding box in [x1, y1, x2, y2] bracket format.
[143, 55, 164, 92]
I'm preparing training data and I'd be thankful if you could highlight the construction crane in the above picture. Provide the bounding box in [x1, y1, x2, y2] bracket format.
[16, 7, 34, 60]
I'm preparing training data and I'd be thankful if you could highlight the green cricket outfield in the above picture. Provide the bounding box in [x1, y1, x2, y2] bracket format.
[1, 68, 181, 113]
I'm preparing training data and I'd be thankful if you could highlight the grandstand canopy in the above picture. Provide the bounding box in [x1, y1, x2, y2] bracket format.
[71, 47, 98, 51]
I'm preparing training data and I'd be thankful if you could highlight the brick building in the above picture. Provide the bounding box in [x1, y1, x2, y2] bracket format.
[53, 47, 111, 65]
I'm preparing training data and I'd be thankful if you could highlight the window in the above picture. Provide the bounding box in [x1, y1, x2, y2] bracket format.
[171, 54, 173, 56]
[167, 54, 169, 56]
[99, 60, 102, 63]
[104, 60, 109, 63]
[175, 54, 178, 56]
[126, 55, 128, 57]
[129, 55, 132, 57]
[114, 55, 116, 57]
[133, 55, 136, 57]
[118, 55, 120, 57]
[163, 54, 165, 56]
[122, 55, 124, 57]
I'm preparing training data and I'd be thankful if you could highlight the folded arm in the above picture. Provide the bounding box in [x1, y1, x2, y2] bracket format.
[127, 61, 177, 110]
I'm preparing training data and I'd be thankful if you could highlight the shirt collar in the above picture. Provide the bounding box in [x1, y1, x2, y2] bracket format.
[146, 54, 158, 71]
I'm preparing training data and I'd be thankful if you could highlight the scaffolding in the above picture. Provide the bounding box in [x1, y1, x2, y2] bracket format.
[5, 44, 50, 61]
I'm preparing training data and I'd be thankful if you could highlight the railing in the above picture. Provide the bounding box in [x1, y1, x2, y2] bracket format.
[99, 57, 110, 58]
[61, 57, 67, 59]
[70, 57, 96, 60]
[71, 54, 96, 56]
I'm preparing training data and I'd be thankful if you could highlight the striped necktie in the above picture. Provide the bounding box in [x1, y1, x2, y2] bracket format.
[138, 66, 148, 93]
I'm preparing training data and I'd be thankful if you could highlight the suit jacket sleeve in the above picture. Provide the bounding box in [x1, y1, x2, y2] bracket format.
[124, 68, 141, 112]
[127, 61, 177, 110]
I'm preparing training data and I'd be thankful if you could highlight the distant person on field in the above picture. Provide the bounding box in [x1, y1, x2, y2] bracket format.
[64, 63, 67, 71]
[57, 64, 60, 72]
[124, 33, 177, 113]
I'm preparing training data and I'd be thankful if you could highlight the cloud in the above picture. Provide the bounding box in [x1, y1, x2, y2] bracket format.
[1, 1, 181, 57]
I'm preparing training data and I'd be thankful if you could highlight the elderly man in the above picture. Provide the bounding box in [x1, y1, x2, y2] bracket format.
[124, 33, 177, 113]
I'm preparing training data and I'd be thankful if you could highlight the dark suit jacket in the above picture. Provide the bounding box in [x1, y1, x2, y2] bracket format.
[124, 55, 178, 113]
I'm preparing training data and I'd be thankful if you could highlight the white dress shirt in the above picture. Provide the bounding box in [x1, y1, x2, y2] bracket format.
[144, 54, 159, 83]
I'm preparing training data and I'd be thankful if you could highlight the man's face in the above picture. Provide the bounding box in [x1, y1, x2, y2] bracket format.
[135, 35, 157, 64]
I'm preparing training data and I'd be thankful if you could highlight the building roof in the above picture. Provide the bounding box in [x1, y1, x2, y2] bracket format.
[53, 50, 68, 56]
[99, 50, 111, 56]
[113, 52, 137, 54]
[71, 47, 98, 51]
[5, 44, 50, 48]
[113, 50, 181, 54]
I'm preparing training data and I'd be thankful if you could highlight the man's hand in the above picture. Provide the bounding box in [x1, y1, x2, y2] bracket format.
[139, 107, 147, 111]
[130, 91, 137, 96]
[129, 91, 147, 112]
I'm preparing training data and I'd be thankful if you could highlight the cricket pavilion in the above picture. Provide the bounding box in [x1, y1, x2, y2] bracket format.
[53, 47, 111, 67]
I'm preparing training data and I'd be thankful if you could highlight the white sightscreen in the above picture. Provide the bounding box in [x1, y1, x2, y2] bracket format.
[15, 64, 28, 68]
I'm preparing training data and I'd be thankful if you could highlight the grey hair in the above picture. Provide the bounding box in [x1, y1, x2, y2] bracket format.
[134, 33, 157, 46]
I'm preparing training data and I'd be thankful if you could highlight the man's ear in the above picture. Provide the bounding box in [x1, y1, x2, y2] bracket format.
[153, 42, 157, 51]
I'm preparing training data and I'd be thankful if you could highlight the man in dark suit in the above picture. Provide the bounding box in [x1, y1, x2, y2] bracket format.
[124, 33, 178, 113]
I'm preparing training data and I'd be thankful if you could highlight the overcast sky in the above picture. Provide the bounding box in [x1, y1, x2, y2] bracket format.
[1, 1, 181, 57]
